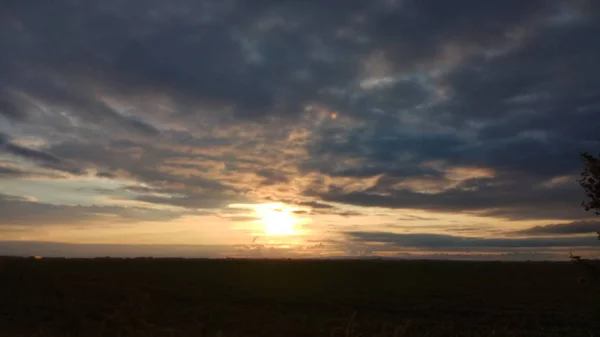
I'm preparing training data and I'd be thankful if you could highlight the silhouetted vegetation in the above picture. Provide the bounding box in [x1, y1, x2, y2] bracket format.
[1, 258, 599, 336]
[578, 152, 600, 247]
[579, 152, 600, 218]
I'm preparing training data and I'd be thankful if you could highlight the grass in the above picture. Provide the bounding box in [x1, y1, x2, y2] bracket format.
[0, 257, 599, 336]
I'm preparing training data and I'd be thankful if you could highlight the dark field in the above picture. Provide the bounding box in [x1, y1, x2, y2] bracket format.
[1, 258, 599, 337]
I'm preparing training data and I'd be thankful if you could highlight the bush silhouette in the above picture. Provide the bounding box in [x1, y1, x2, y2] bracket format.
[578, 152, 600, 242]
[579, 152, 600, 216]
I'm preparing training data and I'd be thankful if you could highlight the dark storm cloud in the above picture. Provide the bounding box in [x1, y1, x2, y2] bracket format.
[516, 221, 600, 236]
[345, 231, 598, 249]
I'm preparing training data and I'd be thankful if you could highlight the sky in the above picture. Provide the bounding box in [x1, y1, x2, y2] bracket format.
[1, 0, 600, 260]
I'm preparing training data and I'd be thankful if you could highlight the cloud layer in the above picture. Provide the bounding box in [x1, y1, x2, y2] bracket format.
[1, 0, 600, 258]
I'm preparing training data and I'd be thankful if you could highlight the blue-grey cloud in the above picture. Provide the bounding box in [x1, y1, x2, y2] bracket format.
[0, 165, 27, 177]
[316, 173, 591, 220]
[0, 0, 562, 121]
[0, 165, 63, 179]
[0, 132, 61, 164]
[42, 139, 251, 209]
[345, 231, 599, 249]
[0, 96, 23, 121]
[515, 221, 600, 236]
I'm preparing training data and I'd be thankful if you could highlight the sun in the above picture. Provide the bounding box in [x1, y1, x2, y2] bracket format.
[255, 204, 299, 236]
[262, 210, 296, 235]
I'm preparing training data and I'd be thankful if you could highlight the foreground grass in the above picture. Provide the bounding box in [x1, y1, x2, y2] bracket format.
[0, 258, 599, 336]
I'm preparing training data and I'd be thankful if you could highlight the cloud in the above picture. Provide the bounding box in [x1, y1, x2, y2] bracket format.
[3, 143, 61, 164]
[0, 164, 64, 179]
[0, 96, 23, 121]
[0, 0, 565, 124]
[297, 201, 334, 209]
[0, 132, 61, 164]
[515, 220, 600, 236]
[345, 231, 599, 249]
[37, 139, 253, 209]
[0, 165, 28, 177]
[396, 214, 440, 221]
[0, 0, 599, 250]
[0, 193, 182, 226]
[0, 241, 230, 258]
[318, 174, 590, 220]
[256, 169, 289, 185]
[135, 194, 240, 210]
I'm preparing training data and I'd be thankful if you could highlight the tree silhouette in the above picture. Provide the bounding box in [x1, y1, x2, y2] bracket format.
[577, 152, 600, 241]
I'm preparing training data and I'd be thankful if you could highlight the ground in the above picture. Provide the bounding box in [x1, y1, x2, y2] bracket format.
[1, 257, 599, 336]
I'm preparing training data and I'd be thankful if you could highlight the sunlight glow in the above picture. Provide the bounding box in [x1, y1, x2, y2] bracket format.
[254, 203, 300, 236]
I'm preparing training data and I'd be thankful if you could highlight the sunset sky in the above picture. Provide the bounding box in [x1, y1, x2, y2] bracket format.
[1, 0, 600, 260]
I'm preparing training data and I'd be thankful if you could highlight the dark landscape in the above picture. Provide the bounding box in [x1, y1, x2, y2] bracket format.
[1, 257, 599, 337]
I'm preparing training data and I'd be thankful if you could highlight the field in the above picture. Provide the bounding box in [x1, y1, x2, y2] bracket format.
[1, 258, 599, 337]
